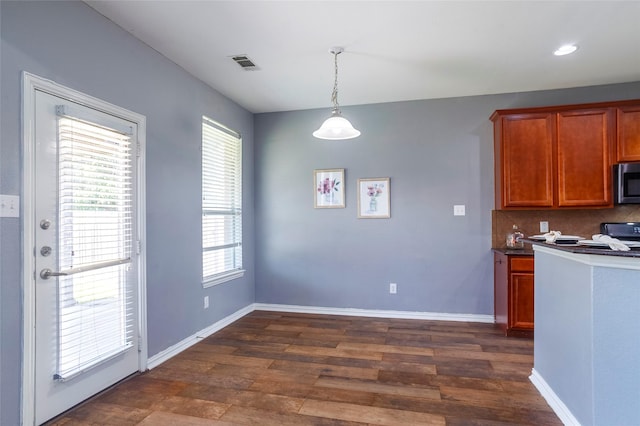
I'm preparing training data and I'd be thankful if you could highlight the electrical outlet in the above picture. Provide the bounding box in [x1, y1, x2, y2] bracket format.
[204, 296, 209, 309]
[453, 205, 465, 216]
[540, 221, 549, 233]
[389, 283, 397, 294]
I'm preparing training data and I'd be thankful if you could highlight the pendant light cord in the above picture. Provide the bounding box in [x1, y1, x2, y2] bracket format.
[331, 50, 340, 112]
[312, 46, 361, 139]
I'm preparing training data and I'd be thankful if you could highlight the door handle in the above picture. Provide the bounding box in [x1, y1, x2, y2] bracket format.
[40, 268, 69, 280]
[38, 258, 131, 280]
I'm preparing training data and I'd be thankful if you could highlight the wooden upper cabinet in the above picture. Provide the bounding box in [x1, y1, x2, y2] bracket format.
[494, 113, 555, 209]
[557, 109, 613, 207]
[617, 105, 640, 162]
[491, 100, 640, 210]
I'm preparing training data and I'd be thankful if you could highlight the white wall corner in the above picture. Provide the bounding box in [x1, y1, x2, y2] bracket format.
[146, 304, 254, 370]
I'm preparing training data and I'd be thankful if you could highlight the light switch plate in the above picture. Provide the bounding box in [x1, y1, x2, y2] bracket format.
[453, 205, 466, 216]
[0, 195, 19, 218]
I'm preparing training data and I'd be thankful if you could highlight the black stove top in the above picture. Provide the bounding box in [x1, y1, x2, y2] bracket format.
[601, 222, 640, 241]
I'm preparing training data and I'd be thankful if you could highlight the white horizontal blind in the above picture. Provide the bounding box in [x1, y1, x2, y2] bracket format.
[55, 114, 134, 380]
[202, 116, 242, 282]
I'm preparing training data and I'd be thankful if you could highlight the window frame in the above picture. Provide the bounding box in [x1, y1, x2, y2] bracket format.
[201, 116, 244, 287]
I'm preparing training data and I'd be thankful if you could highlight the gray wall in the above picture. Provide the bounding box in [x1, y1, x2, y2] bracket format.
[534, 249, 640, 425]
[534, 250, 593, 424]
[2, 1, 640, 425]
[254, 83, 640, 312]
[1, 2, 255, 424]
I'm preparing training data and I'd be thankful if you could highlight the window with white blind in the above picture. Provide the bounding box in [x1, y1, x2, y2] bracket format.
[202, 116, 243, 286]
[56, 112, 135, 380]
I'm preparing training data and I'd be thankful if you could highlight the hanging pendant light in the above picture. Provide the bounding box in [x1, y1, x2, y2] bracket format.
[313, 47, 361, 140]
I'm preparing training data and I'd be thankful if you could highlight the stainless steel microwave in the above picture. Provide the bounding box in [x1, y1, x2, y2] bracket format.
[615, 163, 640, 204]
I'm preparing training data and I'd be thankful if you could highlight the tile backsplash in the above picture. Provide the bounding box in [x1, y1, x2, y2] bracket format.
[492, 205, 640, 248]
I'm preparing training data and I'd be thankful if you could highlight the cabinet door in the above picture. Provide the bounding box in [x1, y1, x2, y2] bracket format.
[498, 114, 555, 208]
[494, 252, 508, 330]
[509, 272, 534, 330]
[617, 106, 640, 162]
[557, 109, 613, 207]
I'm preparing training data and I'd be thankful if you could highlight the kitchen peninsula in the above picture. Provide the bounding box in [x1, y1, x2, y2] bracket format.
[529, 242, 640, 426]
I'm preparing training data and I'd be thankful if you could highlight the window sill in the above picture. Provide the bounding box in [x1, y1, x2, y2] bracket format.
[202, 270, 245, 288]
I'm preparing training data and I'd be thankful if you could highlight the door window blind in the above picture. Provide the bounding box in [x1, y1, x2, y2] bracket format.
[55, 113, 134, 381]
[202, 116, 243, 284]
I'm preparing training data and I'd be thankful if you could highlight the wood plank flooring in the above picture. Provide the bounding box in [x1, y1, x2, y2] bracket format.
[48, 311, 561, 425]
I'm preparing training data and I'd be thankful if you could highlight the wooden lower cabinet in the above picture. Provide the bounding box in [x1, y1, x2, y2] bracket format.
[494, 251, 534, 337]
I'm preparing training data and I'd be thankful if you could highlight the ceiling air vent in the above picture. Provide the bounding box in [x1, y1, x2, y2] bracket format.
[231, 55, 259, 70]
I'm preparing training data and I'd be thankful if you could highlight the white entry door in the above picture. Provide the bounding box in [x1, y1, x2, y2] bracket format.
[31, 88, 142, 424]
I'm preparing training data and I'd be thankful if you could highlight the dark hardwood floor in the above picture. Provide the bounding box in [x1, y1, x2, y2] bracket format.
[49, 311, 561, 425]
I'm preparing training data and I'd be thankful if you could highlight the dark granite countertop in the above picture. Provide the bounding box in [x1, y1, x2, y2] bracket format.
[524, 239, 640, 259]
[492, 247, 534, 256]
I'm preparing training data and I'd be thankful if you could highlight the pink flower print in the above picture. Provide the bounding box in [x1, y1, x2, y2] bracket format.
[367, 183, 384, 198]
[367, 185, 375, 197]
[318, 177, 339, 195]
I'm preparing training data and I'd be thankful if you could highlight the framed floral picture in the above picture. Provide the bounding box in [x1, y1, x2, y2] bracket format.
[314, 168, 345, 208]
[357, 178, 390, 218]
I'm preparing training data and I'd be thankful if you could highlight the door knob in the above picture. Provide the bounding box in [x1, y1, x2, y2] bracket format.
[40, 268, 68, 280]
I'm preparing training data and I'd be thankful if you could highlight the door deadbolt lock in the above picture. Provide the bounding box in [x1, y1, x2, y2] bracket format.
[40, 246, 52, 257]
[40, 219, 51, 230]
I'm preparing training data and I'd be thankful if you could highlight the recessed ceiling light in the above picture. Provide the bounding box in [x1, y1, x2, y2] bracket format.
[554, 44, 578, 56]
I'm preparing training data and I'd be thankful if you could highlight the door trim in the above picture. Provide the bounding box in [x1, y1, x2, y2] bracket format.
[21, 72, 148, 425]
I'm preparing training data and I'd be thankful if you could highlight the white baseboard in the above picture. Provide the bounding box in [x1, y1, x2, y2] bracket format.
[147, 302, 493, 370]
[253, 303, 495, 323]
[530, 368, 581, 426]
[146, 304, 254, 369]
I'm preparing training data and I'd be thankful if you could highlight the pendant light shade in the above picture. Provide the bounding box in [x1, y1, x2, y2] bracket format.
[313, 47, 360, 140]
[313, 108, 361, 140]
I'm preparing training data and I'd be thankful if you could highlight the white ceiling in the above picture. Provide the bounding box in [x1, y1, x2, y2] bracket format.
[85, 1, 640, 114]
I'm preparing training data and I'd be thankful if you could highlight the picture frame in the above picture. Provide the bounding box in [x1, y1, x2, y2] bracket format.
[357, 178, 390, 218]
[314, 168, 345, 208]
